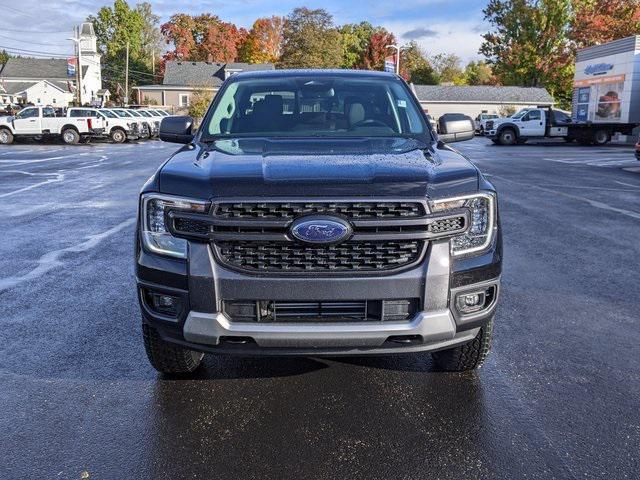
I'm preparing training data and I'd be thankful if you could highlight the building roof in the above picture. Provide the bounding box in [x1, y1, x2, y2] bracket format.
[412, 84, 554, 104]
[0, 58, 88, 81]
[1, 81, 37, 94]
[162, 61, 275, 87]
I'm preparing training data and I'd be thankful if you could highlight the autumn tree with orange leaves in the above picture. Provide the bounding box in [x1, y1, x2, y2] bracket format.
[161, 14, 246, 63]
[238, 16, 284, 64]
[570, 0, 640, 48]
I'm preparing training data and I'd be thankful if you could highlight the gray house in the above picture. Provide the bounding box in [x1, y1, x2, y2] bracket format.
[411, 84, 554, 120]
[133, 61, 275, 111]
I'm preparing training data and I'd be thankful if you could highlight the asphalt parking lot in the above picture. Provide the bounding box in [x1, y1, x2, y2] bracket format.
[1, 137, 639, 479]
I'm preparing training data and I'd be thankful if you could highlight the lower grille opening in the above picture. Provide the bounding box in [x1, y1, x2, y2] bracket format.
[223, 299, 419, 323]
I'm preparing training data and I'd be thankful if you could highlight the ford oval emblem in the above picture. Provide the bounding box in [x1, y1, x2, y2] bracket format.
[290, 216, 352, 244]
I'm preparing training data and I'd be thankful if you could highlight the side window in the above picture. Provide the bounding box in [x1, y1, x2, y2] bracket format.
[527, 110, 541, 121]
[17, 108, 38, 119]
[69, 109, 81, 117]
[43, 107, 56, 118]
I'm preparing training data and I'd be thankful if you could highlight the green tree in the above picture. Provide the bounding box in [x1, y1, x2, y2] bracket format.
[338, 22, 375, 69]
[137, 2, 163, 72]
[188, 87, 213, 123]
[0, 49, 9, 65]
[430, 53, 465, 84]
[87, 0, 159, 99]
[464, 60, 498, 85]
[279, 7, 342, 68]
[480, 0, 574, 106]
[402, 41, 439, 84]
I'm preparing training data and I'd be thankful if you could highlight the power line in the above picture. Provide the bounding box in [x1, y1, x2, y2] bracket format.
[0, 27, 71, 34]
[0, 33, 70, 47]
[1, 5, 43, 21]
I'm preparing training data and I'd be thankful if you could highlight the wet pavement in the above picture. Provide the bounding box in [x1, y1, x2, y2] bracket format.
[1, 137, 639, 479]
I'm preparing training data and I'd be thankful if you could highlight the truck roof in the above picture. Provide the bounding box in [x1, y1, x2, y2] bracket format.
[229, 69, 399, 80]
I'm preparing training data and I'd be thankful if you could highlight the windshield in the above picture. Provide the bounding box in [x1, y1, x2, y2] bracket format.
[137, 110, 151, 117]
[201, 75, 427, 140]
[128, 110, 142, 117]
[100, 110, 117, 118]
[511, 110, 529, 119]
[113, 109, 132, 118]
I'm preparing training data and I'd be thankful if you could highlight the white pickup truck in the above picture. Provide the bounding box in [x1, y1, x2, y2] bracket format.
[486, 106, 638, 145]
[67, 107, 139, 143]
[0, 106, 105, 145]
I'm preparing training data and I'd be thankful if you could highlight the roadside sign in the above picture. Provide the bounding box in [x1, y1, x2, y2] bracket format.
[67, 58, 77, 77]
[384, 55, 396, 73]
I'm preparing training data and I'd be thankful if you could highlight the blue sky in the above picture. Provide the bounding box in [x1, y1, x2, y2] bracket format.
[0, 0, 488, 63]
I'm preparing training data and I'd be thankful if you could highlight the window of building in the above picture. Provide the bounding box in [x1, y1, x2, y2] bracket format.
[179, 94, 189, 107]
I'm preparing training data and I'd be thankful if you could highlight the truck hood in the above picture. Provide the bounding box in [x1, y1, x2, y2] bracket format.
[155, 137, 479, 199]
[0, 116, 13, 124]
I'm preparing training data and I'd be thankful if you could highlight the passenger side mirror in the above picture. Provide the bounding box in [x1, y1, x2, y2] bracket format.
[437, 114, 475, 143]
[160, 116, 194, 144]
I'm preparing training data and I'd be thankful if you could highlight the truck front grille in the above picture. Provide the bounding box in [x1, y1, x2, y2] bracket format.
[214, 201, 425, 219]
[216, 240, 423, 273]
[167, 199, 469, 275]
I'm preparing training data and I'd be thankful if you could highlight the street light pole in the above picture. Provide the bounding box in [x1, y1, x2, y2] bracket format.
[385, 44, 401, 75]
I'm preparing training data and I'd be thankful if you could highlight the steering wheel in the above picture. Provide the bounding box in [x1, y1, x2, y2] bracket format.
[350, 119, 389, 129]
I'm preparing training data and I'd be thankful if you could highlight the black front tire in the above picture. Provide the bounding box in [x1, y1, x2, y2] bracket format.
[0, 128, 14, 145]
[110, 128, 126, 143]
[142, 324, 204, 374]
[432, 317, 494, 372]
[62, 128, 80, 145]
[498, 129, 517, 146]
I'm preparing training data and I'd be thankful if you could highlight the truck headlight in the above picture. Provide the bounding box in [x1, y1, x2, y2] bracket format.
[140, 193, 209, 259]
[430, 192, 496, 256]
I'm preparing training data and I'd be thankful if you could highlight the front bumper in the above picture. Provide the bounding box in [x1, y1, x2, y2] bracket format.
[137, 234, 502, 356]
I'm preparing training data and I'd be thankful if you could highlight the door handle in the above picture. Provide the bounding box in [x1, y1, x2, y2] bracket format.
[29, 120, 36, 122]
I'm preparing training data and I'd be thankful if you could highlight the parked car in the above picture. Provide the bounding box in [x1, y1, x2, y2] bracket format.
[126, 109, 157, 138]
[136, 69, 501, 375]
[474, 113, 499, 135]
[109, 108, 151, 139]
[135, 109, 160, 137]
[0, 105, 104, 145]
[67, 107, 139, 143]
[635, 134, 640, 160]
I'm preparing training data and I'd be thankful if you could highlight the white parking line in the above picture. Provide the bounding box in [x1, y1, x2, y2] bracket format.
[491, 174, 640, 221]
[0, 218, 135, 292]
[0, 170, 65, 198]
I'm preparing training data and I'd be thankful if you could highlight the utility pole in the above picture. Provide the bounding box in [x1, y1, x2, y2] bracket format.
[69, 27, 82, 106]
[152, 50, 155, 76]
[125, 41, 130, 106]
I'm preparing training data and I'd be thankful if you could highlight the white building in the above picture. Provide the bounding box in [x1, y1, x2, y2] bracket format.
[0, 22, 107, 107]
[412, 85, 554, 121]
[572, 35, 640, 125]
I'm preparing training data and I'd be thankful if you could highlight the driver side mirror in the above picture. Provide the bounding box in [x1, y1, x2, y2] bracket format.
[160, 116, 194, 144]
[437, 113, 475, 143]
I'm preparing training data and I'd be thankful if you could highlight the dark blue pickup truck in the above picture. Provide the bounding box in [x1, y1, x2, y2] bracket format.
[136, 70, 501, 375]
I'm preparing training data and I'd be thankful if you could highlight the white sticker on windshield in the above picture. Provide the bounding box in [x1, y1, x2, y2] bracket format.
[397, 100, 407, 108]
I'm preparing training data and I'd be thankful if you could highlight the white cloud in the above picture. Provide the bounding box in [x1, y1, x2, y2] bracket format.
[385, 18, 486, 64]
